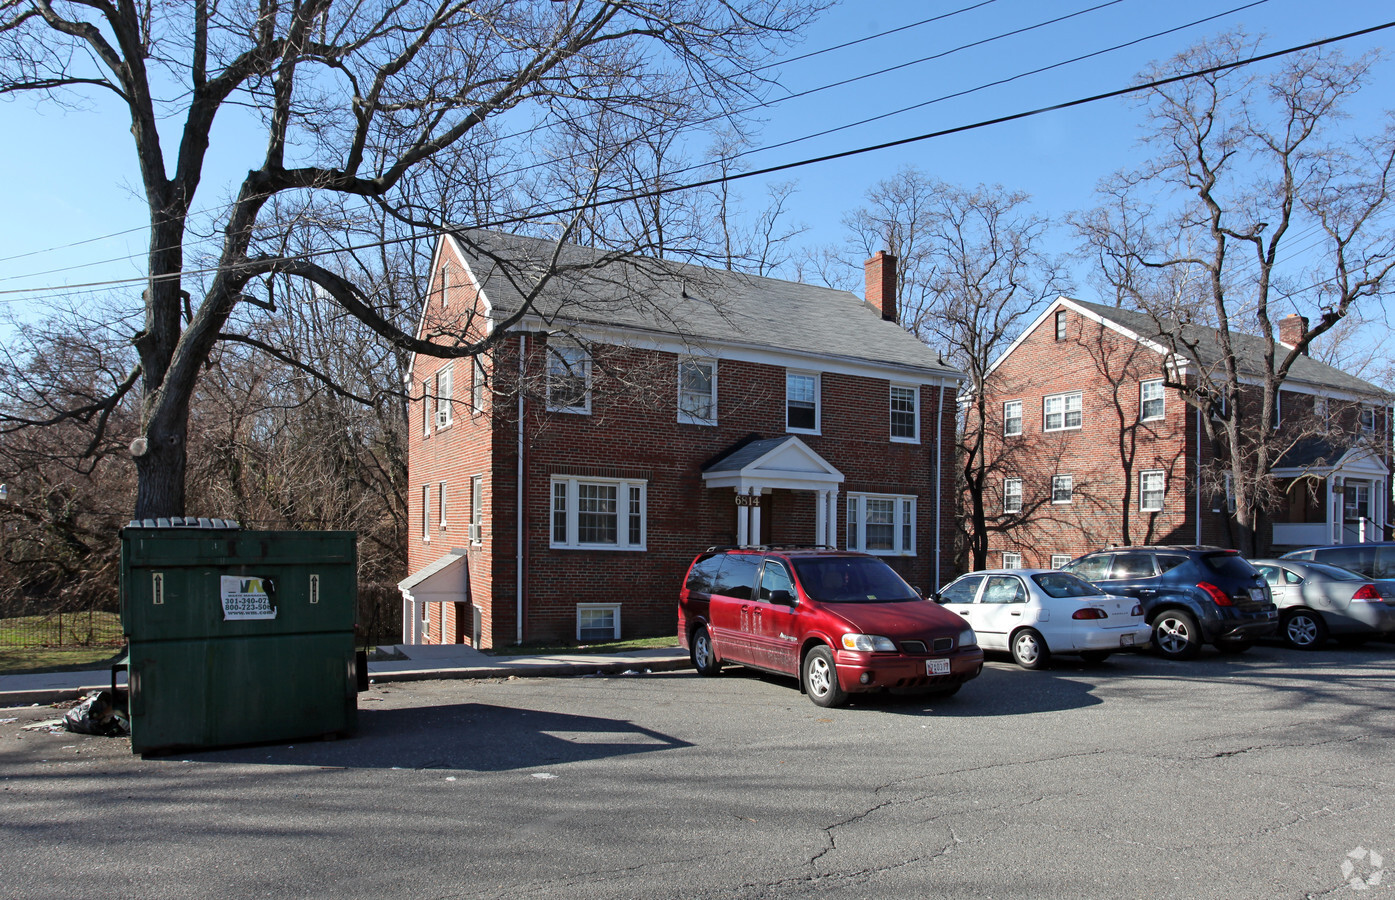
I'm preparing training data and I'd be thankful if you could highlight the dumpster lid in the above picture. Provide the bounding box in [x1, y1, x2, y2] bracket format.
[125, 516, 241, 530]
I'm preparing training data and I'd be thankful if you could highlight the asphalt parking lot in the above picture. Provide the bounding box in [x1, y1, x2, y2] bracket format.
[3, 642, 1393, 899]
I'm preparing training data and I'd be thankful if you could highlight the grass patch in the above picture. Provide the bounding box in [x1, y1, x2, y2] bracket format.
[483, 635, 680, 657]
[0, 646, 126, 675]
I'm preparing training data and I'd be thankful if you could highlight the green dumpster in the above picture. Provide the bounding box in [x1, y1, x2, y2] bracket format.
[120, 518, 359, 754]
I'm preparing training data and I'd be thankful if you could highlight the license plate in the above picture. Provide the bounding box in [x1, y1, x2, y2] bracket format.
[1120, 633, 1136, 647]
[926, 659, 950, 676]
[1250, 588, 1265, 603]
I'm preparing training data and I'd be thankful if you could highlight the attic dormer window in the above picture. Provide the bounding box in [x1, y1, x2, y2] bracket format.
[1054, 310, 1067, 341]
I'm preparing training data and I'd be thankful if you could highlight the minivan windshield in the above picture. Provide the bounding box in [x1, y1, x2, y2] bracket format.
[791, 557, 918, 603]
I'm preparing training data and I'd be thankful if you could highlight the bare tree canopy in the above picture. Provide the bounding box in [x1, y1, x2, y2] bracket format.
[1072, 31, 1395, 552]
[0, 0, 822, 518]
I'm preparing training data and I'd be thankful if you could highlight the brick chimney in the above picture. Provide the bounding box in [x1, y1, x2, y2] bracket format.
[1279, 313, 1309, 354]
[865, 251, 898, 324]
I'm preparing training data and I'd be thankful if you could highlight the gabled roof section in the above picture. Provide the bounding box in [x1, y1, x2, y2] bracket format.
[701, 435, 843, 491]
[442, 229, 959, 379]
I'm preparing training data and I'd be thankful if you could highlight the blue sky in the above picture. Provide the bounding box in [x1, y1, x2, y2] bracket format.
[1, 0, 1392, 337]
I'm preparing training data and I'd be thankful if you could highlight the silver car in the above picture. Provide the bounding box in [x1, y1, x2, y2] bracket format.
[1251, 559, 1395, 650]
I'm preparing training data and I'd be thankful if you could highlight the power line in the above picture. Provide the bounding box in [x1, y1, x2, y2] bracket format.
[2, 19, 1392, 302]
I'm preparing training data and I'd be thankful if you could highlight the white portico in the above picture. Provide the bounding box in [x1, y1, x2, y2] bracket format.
[701, 436, 845, 548]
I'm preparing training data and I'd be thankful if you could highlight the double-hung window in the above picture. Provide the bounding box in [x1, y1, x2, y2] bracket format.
[1003, 400, 1023, 436]
[1044, 391, 1082, 432]
[550, 476, 646, 550]
[1050, 554, 1071, 569]
[438, 481, 448, 530]
[1361, 406, 1376, 433]
[421, 484, 431, 541]
[678, 359, 717, 425]
[472, 357, 487, 413]
[1140, 470, 1165, 512]
[435, 366, 454, 427]
[1003, 478, 1023, 514]
[1003, 551, 1023, 568]
[846, 493, 915, 555]
[422, 378, 433, 436]
[1052, 474, 1074, 504]
[1140, 379, 1164, 422]
[469, 474, 484, 543]
[547, 341, 590, 413]
[890, 385, 918, 442]
[786, 371, 819, 432]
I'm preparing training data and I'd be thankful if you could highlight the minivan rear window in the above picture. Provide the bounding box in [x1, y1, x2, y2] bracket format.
[792, 556, 917, 603]
[1201, 552, 1258, 579]
[713, 554, 761, 600]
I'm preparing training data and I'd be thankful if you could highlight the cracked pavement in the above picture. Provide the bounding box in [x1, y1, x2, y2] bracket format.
[2, 642, 1393, 899]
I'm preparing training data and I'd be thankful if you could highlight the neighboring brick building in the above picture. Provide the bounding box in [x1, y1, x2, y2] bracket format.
[981, 297, 1392, 568]
[399, 232, 962, 648]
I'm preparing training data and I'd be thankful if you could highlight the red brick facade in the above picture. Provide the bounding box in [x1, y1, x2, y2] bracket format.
[404, 238, 960, 648]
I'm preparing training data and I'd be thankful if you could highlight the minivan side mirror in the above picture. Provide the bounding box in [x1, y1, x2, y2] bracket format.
[770, 589, 795, 606]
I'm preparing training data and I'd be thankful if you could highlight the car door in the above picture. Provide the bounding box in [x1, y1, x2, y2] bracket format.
[749, 558, 800, 674]
[938, 575, 985, 634]
[1254, 564, 1291, 607]
[707, 553, 762, 665]
[975, 575, 1028, 650]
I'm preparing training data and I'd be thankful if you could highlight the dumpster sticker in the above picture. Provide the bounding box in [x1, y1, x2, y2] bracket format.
[220, 576, 278, 620]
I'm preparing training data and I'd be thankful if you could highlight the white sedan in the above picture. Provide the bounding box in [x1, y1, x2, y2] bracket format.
[934, 569, 1151, 669]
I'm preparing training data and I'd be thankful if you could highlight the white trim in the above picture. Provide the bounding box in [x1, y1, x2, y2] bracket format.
[1003, 477, 1023, 514]
[546, 340, 591, 414]
[1051, 474, 1074, 504]
[1140, 378, 1165, 422]
[785, 370, 821, 435]
[1002, 551, 1023, 568]
[1003, 399, 1023, 436]
[890, 383, 919, 443]
[677, 357, 718, 425]
[576, 603, 621, 641]
[1044, 391, 1083, 432]
[1140, 469, 1165, 512]
[550, 475, 647, 551]
[845, 492, 917, 556]
[1050, 554, 1071, 569]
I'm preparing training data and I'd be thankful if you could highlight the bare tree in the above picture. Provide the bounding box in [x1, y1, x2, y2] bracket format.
[1074, 32, 1395, 553]
[0, 0, 822, 519]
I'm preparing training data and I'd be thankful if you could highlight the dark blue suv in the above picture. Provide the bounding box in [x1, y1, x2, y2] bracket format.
[1061, 546, 1278, 660]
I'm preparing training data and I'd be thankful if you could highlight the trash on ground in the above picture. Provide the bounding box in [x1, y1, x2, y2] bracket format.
[62, 690, 130, 737]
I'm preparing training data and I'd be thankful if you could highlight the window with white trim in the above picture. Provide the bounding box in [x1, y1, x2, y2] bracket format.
[1003, 400, 1023, 436]
[786, 371, 820, 432]
[435, 366, 454, 427]
[577, 604, 621, 641]
[440, 261, 454, 305]
[1052, 474, 1074, 504]
[1003, 478, 1023, 514]
[421, 484, 431, 542]
[547, 341, 590, 413]
[472, 356, 487, 412]
[1044, 391, 1082, 431]
[1361, 406, 1376, 433]
[890, 385, 918, 442]
[845, 493, 915, 555]
[1054, 310, 1067, 341]
[550, 476, 646, 550]
[1140, 470, 1165, 512]
[678, 359, 717, 425]
[1140, 379, 1164, 422]
[438, 481, 448, 530]
[1003, 551, 1023, 568]
[422, 378, 433, 436]
[1050, 554, 1071, 569]
[470, 475, 484, 543]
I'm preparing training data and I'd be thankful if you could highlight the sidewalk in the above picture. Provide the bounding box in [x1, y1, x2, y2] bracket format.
[0, 643, 692, 708]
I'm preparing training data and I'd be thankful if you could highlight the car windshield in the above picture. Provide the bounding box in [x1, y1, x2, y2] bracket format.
[1202, 552, 1258, 579]
[1031, 572, 1107, 598]
[791, 557, 918, 603]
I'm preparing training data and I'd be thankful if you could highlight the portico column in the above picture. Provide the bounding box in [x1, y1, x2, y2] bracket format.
[827, 488, 839, 549]
[815, 491, 828, 547]
[749, 488, 762, 547]
[736, 488, 749, 547]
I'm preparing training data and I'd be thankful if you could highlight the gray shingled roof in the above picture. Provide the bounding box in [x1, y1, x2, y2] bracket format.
[449, 230, 958, 377]
[1070, 298, 1387, 398]
[702, 436, 799, 474]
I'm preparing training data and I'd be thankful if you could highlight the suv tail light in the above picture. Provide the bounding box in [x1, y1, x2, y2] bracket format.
[1197, 582, 1232, 606]
[1072, 607, 1108, 620]
[1352, 584, 1382, 602]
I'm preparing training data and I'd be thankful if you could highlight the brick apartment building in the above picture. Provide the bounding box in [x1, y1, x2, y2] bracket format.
[980, 297, 1392, 568]
[398, 231, 962, 648]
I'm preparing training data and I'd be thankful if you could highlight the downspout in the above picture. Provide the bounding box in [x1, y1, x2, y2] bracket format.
[517, 333, 526, 645]
[934, 378, 945, 590]
[1195, 402, 1203, 545]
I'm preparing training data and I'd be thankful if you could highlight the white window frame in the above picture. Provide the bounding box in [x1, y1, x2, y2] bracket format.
[472, 356, 487, 413]
[1003, 400, 1023, 437]
[469, 474, 484, 544]
[890, 384, 919, 443]
[576, 603, 621, 642]
[549, 476, 647, 551]
[1054, 310, 1067, 341]
[1044, 391, 1083, 432]
[1140, 470, 1165, 512]
[677, 358, 718, 425]
[440, 261, 453, 306]
[546, 341, 591, 414]
[845, 493, 916, 556]
[1050, 554, 1071, 569]
[438, 480, 448, 530]
[1140, 379, 1165, 422]
[1052, 474, 1074, 505]
[1003, 552, 1023, 568]
[1003, 477, 1023, 514]
[1361, 406, 1376, 433]
[421, 484, 431, 542]
[422, 378, 433, 436]
[436, 366, 454, 427]
[786, 371, 821, 434]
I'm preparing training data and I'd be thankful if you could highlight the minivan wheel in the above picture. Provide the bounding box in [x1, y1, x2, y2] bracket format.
[691, 625, 722, 676]
[1282, 610, 1328, 650]
[1152, 610, 1202, 660]
[803, 646, 848, 708]
[1010, 629, 1050, 669]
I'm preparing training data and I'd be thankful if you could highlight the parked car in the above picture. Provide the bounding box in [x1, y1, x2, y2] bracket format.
[932, 569, 1151, 669]
[678, 547, 983, 707]
[1279, 542, 1395, 580]
[1060, 546, 1277, 660]
[1251, 558, 1395, 649]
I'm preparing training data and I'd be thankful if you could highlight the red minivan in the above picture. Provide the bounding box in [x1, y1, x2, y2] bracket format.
[678, 547, 983, 707]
